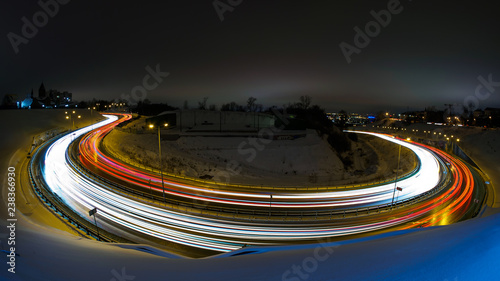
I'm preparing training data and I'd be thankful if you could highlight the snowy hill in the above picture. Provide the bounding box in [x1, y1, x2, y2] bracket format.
[104, 118, 416, 187]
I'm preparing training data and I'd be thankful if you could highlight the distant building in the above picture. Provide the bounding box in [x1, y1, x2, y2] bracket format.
[347, 113, 369, 125]
[1, 94, 19, 109]
[36, 83, 73, 108]
[473, 110, 484, 118]
[1, 82, 73, 110]
[484, 108, 500, 117]
[149, 110, 278, 133]
[39, 83, 46, 99]
[326, 112, 349, 125]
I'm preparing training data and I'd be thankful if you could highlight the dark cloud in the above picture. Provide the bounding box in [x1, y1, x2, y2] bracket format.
[2, 0, 500, 113]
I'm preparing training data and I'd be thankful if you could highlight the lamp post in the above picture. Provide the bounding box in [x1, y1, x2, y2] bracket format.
[65, 115, 71, 129]
[149, 123, 168, 203]
[88, 107, 94, 120]
[65, 110, 77, 130]
[88, 207, 100, 241]
[269, 194, 272, 217]
[395, 187, 403, 204]
[391, 143, 402, 210]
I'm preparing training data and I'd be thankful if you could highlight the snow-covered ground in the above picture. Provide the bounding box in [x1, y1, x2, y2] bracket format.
[104, 124, 416, 187]
[460, 129, 500, 211]
[3, 206, 500, 281]
[369, 120, 500, 213]
[2, 111, 500, 281]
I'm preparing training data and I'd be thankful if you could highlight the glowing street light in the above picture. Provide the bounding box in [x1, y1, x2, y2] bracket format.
[65, 111, 76, 129]
[148, 123, 168, 203]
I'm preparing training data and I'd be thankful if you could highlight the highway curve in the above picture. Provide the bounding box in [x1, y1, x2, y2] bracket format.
[30, 114, 486, 253]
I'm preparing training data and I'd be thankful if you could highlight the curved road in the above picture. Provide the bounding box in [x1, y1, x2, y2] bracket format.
[30, 114, 483, 252]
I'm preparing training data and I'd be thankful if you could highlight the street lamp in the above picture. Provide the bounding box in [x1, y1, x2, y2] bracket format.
[391, 144, 402, 210]
[88, 107, 97, 129]
[65, 111, 75, 130]
[148, 123, 168, 203]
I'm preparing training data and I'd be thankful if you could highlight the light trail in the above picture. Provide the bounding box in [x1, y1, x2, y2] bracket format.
[39, 114, 475, 252]
[76, 116, 442, 209]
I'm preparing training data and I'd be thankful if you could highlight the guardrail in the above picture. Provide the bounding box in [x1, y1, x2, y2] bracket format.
[68, 134, 452, 223]
[27, 119, 461, 249]
[28, 131, 134, 244]
[100, 139, 420, 192]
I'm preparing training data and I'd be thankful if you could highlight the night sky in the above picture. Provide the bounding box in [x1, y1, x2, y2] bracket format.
[2, 0, 500, 113]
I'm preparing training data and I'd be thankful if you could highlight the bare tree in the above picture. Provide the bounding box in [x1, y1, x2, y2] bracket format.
[198, 97, 208, 110]
[247, 96, 257, 112]
[299, 95, 312, 110]
[221, 101, 244, 111]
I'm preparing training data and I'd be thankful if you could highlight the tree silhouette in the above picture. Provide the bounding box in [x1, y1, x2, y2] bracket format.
[198, 97, 208, 110]
[299, 95, 312, 109]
